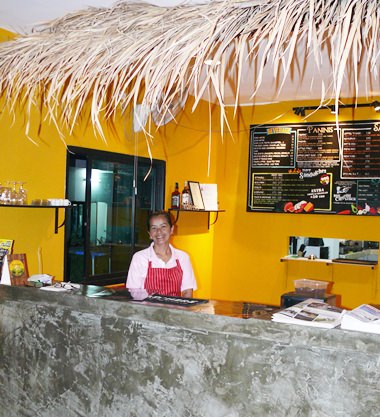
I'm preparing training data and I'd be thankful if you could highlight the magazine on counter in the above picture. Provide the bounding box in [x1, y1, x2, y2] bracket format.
[0, 239, 14, 272]
[272, 299, 345, 329]
[341, 304, 380, 334]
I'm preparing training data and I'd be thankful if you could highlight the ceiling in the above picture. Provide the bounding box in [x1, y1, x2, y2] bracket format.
[0, 0, 378, 105]
[0, 0, 195, 33]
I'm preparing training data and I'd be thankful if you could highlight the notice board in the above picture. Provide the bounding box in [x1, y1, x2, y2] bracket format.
[247, 120, 380, 215]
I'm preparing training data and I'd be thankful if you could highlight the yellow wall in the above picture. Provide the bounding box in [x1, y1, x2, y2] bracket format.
[0, 78, 166, 280]
[0, 28, 16, 42]
[210, 103, 380, 309]
[155, 100, 380, 309]
[155, 102, 221, 298]
[2, 28, 380, 308]
[0, 87, 216, 295]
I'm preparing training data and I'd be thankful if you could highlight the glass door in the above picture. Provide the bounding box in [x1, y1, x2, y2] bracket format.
[134, 160, 165, 252]
[65, 157, 87, 283]
[88, 160, 135, 277]
[65, 147, 165, 285]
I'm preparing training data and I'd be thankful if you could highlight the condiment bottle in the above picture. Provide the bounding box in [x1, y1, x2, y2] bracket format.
[181, 181, 191, 209]
[171, 182, 180, 209]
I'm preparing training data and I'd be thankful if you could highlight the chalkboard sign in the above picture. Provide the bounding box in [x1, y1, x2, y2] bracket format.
[247, 120, 380, 215]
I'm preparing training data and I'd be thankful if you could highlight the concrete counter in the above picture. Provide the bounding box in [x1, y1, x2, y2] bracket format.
[0, 285, 379, 417]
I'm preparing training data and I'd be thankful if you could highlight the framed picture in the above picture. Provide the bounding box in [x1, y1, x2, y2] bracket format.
[188, 181, 205, 210]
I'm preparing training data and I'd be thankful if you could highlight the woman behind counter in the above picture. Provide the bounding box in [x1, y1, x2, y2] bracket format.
[126, 211, 197, 297]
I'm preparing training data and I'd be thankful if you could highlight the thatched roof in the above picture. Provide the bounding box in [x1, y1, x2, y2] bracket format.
[0, 0, 379, 137]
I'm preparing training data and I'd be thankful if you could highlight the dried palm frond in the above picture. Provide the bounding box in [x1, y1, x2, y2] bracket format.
[0, 0, 378, 139]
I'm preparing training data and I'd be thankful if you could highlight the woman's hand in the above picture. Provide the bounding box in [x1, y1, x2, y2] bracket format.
[181, 289, 193, 298]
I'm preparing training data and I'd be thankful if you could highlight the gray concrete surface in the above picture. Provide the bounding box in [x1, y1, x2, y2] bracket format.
[0, 285, 379, 417]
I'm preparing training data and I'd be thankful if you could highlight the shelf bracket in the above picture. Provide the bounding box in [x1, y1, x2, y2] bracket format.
[208, 211, 219, 229]
[172, 210, 180, 225]
[54, 207, 66, 234]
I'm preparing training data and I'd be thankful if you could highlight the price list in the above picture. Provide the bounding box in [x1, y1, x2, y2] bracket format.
[250, 173, 331, 211]
[342, 127, 380, 178]
[248, 121, 380, 215]
[357, 180, 380, 207]
[251, 128, 295, 168]
[297, 125, 340, 168]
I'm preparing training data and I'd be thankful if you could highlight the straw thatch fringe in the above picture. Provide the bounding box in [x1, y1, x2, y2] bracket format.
[0, 0, 379, 139]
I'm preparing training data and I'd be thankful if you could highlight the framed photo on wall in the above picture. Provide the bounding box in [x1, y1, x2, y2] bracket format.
[188, 181, 205, 210]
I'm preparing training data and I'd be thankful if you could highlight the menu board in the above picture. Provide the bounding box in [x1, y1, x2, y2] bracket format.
[248, 121, 380, 215]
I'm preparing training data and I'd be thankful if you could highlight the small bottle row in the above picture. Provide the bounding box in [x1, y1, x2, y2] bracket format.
[171, 181, 193, 209]
[0, 181, 27, 205]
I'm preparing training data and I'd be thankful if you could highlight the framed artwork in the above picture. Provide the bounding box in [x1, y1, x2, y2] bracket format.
[188, 181, 205, 210]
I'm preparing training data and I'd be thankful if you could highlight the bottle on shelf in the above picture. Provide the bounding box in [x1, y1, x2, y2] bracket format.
[181, 181, 192, 209]
[171, 182, 180, 209]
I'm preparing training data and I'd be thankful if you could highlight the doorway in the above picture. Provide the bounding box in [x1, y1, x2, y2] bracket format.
[65, 146, 165, 285]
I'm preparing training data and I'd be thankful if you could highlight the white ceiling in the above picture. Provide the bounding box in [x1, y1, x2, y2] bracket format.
[0, 0, 195, 33]
[0, 0, 378, 105]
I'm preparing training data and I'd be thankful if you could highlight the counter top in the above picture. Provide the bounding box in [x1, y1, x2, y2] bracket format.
[80, 284, 280, 319]
[2, 284, 379, 351]
[1, 284, 380, 417]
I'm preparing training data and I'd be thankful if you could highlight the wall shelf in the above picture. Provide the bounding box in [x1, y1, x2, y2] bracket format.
[0, 204, 71, 234]
[168, 209, 225, 229]
[281, 255, 379, 297]
[280, 255, 378, 269]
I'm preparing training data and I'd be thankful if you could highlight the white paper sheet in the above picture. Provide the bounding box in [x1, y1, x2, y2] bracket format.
[0, 256, 11, 285]
[200, 183, 218, 210]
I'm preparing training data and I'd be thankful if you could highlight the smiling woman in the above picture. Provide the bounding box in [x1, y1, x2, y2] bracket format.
[126, 210, 197, 297]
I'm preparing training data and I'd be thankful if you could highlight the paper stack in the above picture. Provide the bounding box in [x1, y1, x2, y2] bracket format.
[200, 183, 218, 210]
[341, 304, 380, 334]
[272, 299, 345, 329]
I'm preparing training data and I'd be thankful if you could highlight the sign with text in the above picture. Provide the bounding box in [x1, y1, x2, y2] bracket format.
[248, 121, 380, 215]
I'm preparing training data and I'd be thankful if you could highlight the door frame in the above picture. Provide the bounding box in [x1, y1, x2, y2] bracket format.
[64, 146, 165, 285]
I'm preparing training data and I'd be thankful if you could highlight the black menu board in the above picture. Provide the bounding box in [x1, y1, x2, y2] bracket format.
[248, 121, 380, 215]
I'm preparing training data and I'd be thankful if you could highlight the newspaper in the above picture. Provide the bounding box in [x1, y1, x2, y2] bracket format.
[340, 304, 380, 334]
[272, 299, 345, 329]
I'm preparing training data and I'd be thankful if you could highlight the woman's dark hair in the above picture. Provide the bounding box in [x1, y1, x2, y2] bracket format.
[147, 210, 173, 230]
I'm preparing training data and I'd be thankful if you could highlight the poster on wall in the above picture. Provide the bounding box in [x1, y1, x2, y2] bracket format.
[247, 120, 380, 215]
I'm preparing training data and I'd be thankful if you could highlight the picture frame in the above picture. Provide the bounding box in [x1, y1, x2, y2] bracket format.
[188, 181, 205, 210]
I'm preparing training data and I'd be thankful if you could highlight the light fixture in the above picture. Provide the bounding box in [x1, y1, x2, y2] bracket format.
[293, 101, 380, 117]
[293, 107, 305, 117]
[372, 101, 380, 112]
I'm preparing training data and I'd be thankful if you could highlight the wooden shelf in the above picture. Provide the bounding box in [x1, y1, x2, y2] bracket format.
[168, 209, 225, 228]
[0, 204, 71, 234]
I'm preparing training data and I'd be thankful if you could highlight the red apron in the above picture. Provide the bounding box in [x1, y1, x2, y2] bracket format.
[144, 259, 183, 296]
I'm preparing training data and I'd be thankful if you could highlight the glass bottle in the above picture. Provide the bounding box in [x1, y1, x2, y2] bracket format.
[171, 182, 180, 209]
[1, 182, 12, 205]
[181, 181, 191, 209]
[18, 182, 28, 205]
[10, 181, 19, 205]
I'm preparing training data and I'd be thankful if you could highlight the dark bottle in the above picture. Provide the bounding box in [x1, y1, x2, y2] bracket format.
[181, 181, 191, 209]
[171, 182, 180, 209]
